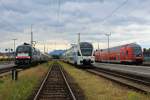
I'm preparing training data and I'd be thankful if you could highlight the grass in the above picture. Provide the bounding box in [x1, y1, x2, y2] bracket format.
[60, 62, 150, 100]
[0, 62, 52, 100]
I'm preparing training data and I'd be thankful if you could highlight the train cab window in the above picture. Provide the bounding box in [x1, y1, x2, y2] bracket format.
[78, 51, 81, 56]
[17, 46, 31, 53]
[133, 47, 142, 55]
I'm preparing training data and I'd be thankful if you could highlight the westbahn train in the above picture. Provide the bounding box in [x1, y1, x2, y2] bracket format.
[15, 43, 49, 67]
[94, 43, 144, 64]
[63, 42, 95, 66]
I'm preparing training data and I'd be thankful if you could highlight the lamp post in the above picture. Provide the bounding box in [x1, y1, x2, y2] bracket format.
[12, 39, 17, 55]
[78, 33, 81, 46]
[31, 24, 33, 46]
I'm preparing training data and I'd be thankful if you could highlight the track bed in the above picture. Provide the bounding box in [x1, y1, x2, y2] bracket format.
[34, 62, 76, 100]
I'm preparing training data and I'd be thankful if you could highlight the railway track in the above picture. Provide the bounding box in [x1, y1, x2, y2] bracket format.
[86, 66, 150, 93]
[34, 62, 76, 100]
[0, 65, 24, 78]
[0, 66, 15, 74]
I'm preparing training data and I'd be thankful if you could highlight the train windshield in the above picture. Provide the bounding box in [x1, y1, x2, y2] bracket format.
[80, 42, 93, 56]
[80, 48, 93, 56]
[133, 47, 142, 55]
[16, 46, 31, 53]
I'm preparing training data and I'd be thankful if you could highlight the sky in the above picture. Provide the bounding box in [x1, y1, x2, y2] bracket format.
[0, 0, 150, 52]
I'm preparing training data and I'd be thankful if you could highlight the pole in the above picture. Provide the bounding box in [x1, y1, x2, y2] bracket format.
[78, 33, 80, 44]
[12, 39, 17, 58]
[12, 68, 18, 80]
[12, 39, 17, 53]
[31, 24, 33, 46]
[8, 48, 10, 60]
[47, 47, 48, 53]
[105, 33, 111, 62]
[44, 43, 45, 53]
[98, 42, 100, 50]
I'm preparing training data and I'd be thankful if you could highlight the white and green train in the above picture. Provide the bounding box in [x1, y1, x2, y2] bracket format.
[63, 42, 95, 66]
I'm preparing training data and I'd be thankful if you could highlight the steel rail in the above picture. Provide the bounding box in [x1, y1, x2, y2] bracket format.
[86, 67, 150, 93]
[0, 66, 16, 74]
[33, 64, 53, 100]
[34, 62, 77, 100]
[94, 67, 150, 86]
[60, 66, 77, 100]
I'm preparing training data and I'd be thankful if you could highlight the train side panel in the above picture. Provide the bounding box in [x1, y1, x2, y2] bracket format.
[95, 43, 143, 64]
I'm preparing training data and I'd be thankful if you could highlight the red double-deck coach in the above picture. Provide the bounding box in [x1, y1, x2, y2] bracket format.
[95, 43, 144, 64]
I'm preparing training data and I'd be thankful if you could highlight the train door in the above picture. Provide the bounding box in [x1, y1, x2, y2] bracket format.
[99, 49, 103, 62]
[73, 52, 76, 64]
[95, 50, 101, 62]
[73, 47, 78, 65]
[126, 47, 131, 61]
[120, 47, 126, 62]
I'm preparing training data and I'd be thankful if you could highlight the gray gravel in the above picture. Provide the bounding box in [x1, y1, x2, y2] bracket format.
[94, 63, 150, 77]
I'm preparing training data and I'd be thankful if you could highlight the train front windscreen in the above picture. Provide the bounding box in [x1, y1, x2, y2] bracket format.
[133, 47, 142, 56]
[80, 42, 93, 56]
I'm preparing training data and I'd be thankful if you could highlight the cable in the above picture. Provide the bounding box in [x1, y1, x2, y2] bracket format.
[100, 0, 128, 23]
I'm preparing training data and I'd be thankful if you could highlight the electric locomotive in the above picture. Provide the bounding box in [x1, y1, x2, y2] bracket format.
[15, 43, 48, 67]
[64, 42, 95, 66]
[95, 43, 144, 64]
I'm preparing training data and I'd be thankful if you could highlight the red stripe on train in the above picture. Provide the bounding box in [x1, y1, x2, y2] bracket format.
[16, 56, 31, 59]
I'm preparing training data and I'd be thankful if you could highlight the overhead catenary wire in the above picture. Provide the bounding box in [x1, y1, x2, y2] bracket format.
[94, 0, 128, 50]
[100, 0, 128, 23]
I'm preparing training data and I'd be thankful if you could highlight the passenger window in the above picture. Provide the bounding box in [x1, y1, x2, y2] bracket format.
[126, 51, 128, 55]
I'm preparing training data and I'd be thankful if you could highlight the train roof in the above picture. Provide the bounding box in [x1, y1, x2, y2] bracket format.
[16, 43, 42, 53]
[69, 42, 93, 48]
[17, 43, 32, 47]
[64, 42, 93, 53]
[98, 43, 141, 52]
[79, 42, 93, 48]
[79, 42, 92, 44]
[112, 43, 141, 48]
[126, 43, 141, 47]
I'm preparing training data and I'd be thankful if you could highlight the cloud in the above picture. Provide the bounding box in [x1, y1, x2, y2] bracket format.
[0, 0, 150, 52]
